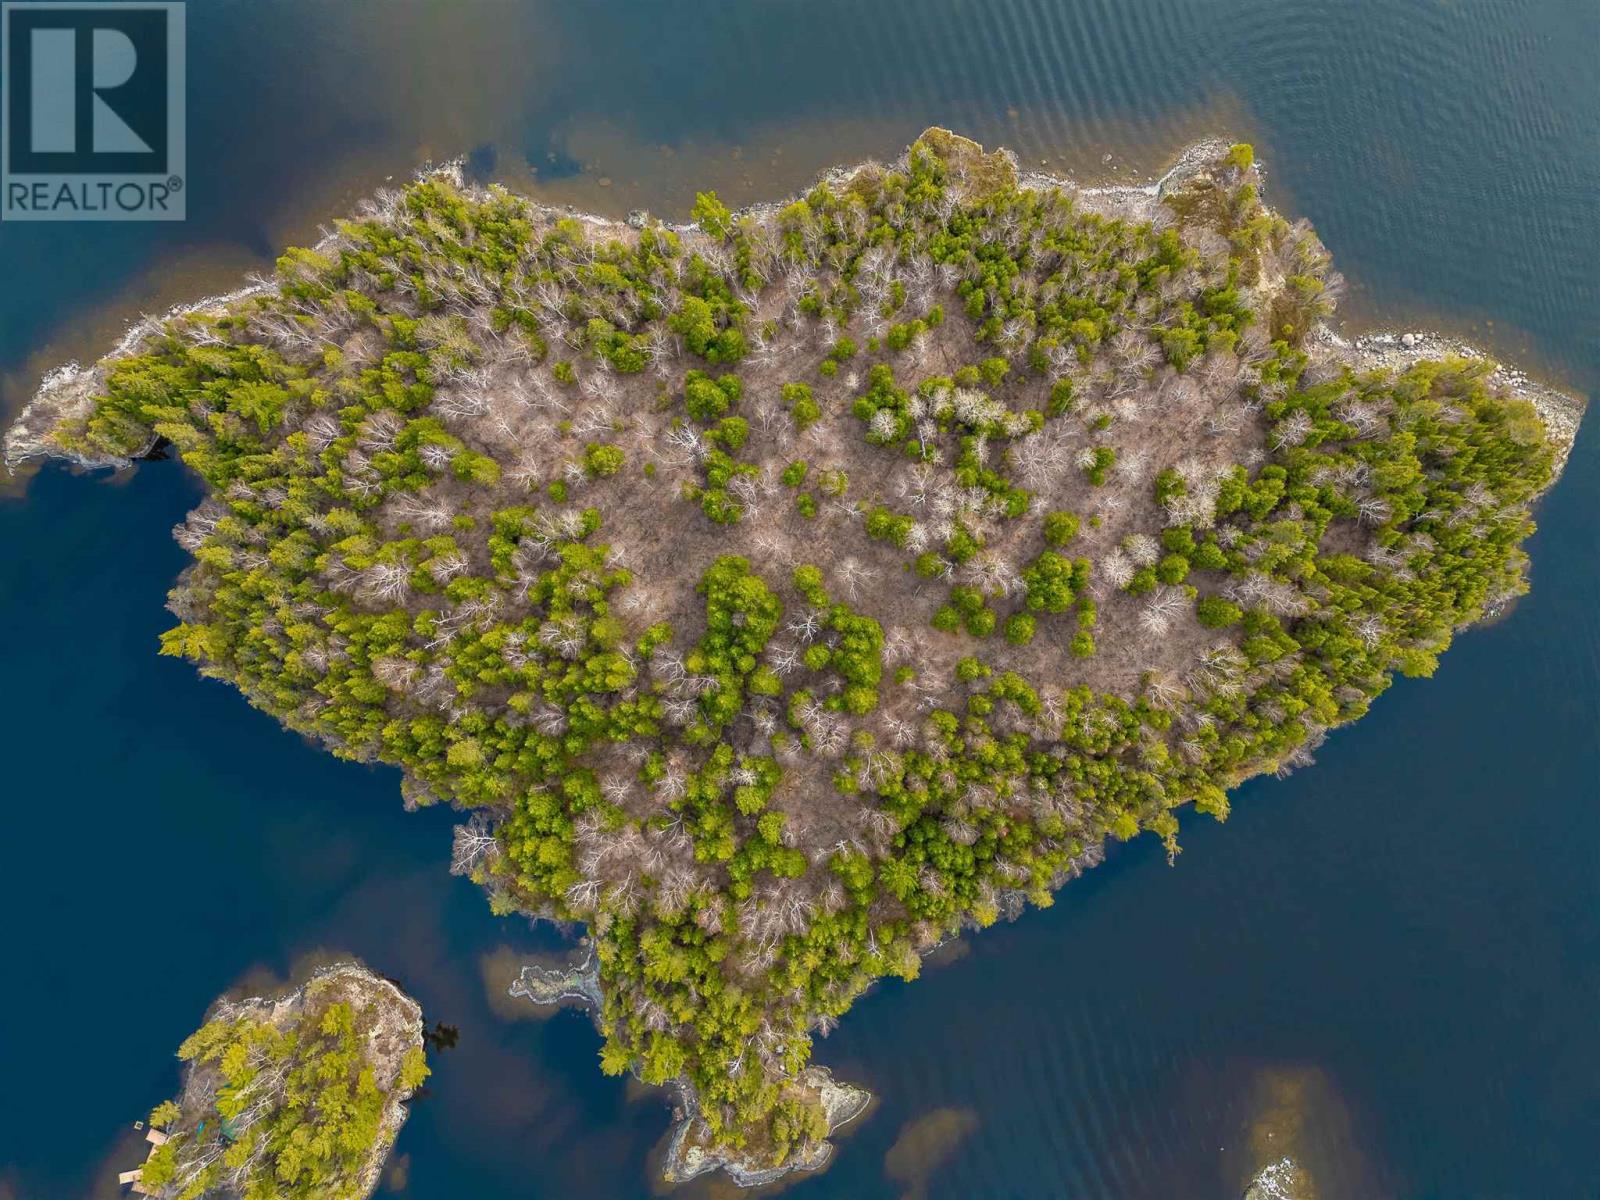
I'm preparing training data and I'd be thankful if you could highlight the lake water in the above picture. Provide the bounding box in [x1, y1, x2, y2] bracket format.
[1, 1, 1596, 1197]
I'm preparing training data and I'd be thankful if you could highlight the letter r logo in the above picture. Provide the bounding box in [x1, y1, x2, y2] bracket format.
[5, 3, 173, 172]
[2, 2, 185, 220]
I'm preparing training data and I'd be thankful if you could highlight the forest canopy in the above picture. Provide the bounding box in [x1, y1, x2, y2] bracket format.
[136, 964, 428, 1200]
[38, 130, 1572, 1176]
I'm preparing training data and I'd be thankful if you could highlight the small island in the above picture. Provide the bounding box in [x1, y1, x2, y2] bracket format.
[10, 130, 1581, 1182]
[127, 962, 429, 1200]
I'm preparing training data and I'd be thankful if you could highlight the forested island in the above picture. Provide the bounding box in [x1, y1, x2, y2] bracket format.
[128, 962, 429, 1199]
[8, 130, 1581, 1182]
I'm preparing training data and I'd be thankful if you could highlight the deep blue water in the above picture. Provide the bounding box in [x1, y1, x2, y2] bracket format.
[2, 2, 1596, 1198]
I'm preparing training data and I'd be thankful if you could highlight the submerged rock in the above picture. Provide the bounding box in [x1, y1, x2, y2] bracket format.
[1243, 1156, 1316, 1200]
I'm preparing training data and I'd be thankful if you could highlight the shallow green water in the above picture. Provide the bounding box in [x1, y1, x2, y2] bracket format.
[1, 2, 1595, 1197]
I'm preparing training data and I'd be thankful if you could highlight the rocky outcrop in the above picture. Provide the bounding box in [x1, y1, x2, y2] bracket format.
[141, 961, 425, 1200]
[661, 1066, 871, 1187]
[1242, 1156, 1316, 1200]
[506, 950, 869, 1189]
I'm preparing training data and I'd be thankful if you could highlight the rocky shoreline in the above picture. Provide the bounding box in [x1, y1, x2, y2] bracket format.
[8, 136, 1582, 486]
[1310, 325, 1585, 474]
[4, 357, 156, 471]
[138, 961, 425, 1200]
[505, 947, 869, 1188]
[507, 947, 605, 1011]
[661, 1066, 871, 1187]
